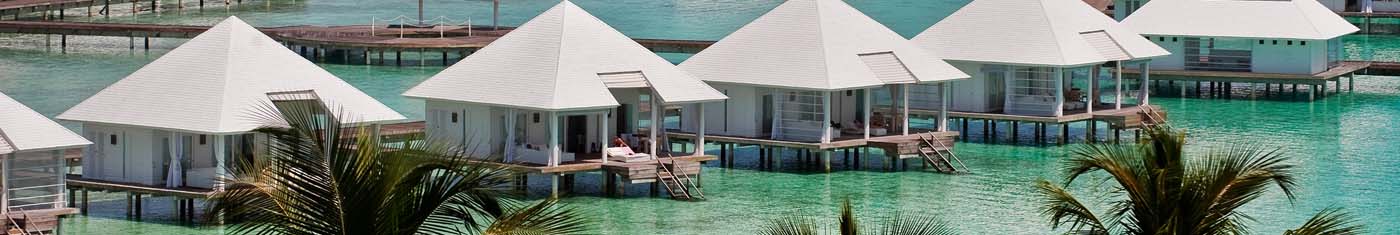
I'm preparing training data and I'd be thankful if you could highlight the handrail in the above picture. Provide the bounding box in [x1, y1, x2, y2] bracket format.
[5, 207, 31, 235]
[653, 154, 691, 199]
[663, 153, 704, 199]
[930, 134, 969, 174]
[371, 15, 475, 38]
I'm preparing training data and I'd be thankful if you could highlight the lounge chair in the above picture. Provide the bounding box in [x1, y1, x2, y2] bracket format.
[606, 147, 652, 163]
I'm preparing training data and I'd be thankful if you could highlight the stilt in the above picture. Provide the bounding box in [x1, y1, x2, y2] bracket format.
[1292, 84, 1299, 99]
[396, 50, 402, 66]
[1058, 123, 1068, 145]
[960, 118, 969, 139]
[549, 174, 559, 199]
[1010, 121, 1019, 144]
[1349, 75, 1355, 92]
[989, 120, 998, 143]
[822, 150, 831, 172]
[1309, 85, 1317, 101]
[81, 189, 89, 215]
[1114, 128, 1121, 144]
[758, 146, 767, 170]
[981, 119, 990, 142]
[649, 182, 658, 197]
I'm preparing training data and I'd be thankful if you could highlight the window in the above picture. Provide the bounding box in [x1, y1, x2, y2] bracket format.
[772, 90, 825, 142]
[532, 113, 540, 123]
[1287, 41, 1293, 45]
[109, 135, 118, 145]
[1301, 41, 1307, 46]
[199, 135, 207, 145]
[1327, 38, 1343, 68]
[1005, 66, 1059, 116]
[1184, 37, 1252, 72]
[451, 112, 459, 123]
[1259, 40, 1265, 44]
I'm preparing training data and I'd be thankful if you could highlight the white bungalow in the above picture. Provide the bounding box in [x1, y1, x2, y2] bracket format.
[0, 92, 90, 216]
[913, 0, 1168, 118]
[1122, 0, 1358, 75]
[678, 0, 968, 145]
[402, 1, 727, 167]
[57, 16, 405, 190]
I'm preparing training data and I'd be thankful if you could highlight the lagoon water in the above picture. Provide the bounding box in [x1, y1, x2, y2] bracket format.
[2, 0, 1399, 234]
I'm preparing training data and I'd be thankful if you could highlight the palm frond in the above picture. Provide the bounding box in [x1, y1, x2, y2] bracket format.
[1284, 207, 1364, 235]
[482, 199, 592, 235]
[759, 215, 819, 235]
[1035, 180, 1109, 233]
[874, 212, 957, 235]
[840, 199, 858, 235]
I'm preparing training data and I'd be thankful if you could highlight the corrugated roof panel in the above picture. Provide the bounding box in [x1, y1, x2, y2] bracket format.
[680, 0, 966, 91]
[915, 0, 1167, 66]
[858, 52, 918, 84]
[57, 16, 405, 134]
[1080, 31, 1132, 61]
[406, 1, 725, 110]
[599, 71, 651, 88]
[0, 92, 90, 153]
[1123, 0, 1358, 40]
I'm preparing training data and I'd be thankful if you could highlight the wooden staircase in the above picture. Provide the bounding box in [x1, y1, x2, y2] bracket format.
[5, 208, 53, 235]
[655, 154, 704, 201]
[916, 133, 970, 174]
[1140, 105, 1169, 128]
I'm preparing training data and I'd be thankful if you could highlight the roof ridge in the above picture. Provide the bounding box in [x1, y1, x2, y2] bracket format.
[1290, 0, 1327, 39]
[812, 0, 834, 90]
[216, 18, 241, 132]
[549, 2, 569, 109]
[1038, 0, 1071, 66]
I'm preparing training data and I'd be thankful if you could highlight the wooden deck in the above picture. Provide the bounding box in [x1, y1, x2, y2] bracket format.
[496, 153, 716, 175]
[0, 20, 716, 53]
[1, 207, 77, 233]
[665, 131, 959, 150]
[0, 0, 91, 11]
[1124, 61, 1369, 85]
[65, 175, 214, 198]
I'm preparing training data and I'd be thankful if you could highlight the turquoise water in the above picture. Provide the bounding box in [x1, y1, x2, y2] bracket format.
[2, 0, 1399, 234]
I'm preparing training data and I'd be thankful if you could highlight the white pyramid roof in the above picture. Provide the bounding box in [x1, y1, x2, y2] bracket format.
[0, 92, 90, 154]
[1123, 0, 1358, 40]
[404, 1, 726, 111]
[58, 16, 405, 134]
[678, 0, 968, 91]
[914, 0, 1169, 67]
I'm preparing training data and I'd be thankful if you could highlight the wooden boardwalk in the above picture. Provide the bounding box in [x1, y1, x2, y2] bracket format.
[0, 20, 716, 53]
[1126, 61, 1370, 85]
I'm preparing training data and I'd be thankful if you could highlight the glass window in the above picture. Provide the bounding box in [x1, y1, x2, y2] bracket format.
[1183, 37, 1252, 72]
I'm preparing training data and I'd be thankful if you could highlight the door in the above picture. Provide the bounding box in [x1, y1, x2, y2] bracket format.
[565, 115, 588, 154]
[615, 105, 629, 135]
[987, 71, 1006, 111]
[99, 132, 125, 180]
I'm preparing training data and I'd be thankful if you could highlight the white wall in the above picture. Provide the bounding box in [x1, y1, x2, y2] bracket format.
[1374, 1, 1400, 12]
[1319, 0, 1346, 12]
[702, 83, 764, 138]
[1146, 35, 1186, 71]
[1252, 39, 1325, 74]
[80, 124, 160, 185]
[948, 62, 993, 113]
[424, 100, 500, 157]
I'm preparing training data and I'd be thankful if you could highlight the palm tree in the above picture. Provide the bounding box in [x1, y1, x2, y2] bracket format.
[1036, 126, 1362, 235]
[205, 101, 590, 235]
[759, 198, 957, 235]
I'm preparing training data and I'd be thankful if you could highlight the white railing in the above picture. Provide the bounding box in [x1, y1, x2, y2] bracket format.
[370, 15, 474, 38]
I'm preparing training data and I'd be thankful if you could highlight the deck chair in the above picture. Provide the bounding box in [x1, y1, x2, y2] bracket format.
[606, 147, 652, 163]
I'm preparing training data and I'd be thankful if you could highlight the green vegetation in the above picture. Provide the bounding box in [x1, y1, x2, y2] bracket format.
[1036, 126, 1363, 235]
[758, 198, 957, 235]
[204, 102, 590, 235]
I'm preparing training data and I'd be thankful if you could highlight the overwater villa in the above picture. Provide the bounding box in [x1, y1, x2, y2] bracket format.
[403, 1, 725, 200]
[0, 92, 90, 233]
[1121, 0, 1365, 100]
[56, 16, 404, 218]
[678, 0, 970, 173]
[912, 0, 1169, 145]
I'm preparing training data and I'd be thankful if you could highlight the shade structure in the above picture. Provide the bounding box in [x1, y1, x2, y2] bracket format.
[58, 16, 405, 134]
[404, 0, 726, 111]
[679, 0, 968, 91]
[914, 0, 1168, 67]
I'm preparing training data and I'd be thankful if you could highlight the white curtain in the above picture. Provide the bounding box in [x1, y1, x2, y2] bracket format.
[165, 133, 184, 188]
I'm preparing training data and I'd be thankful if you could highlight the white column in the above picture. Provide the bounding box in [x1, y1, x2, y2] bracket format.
[1055, 68, 1066, 117]
[600, 111, 609, 162]
[1139, 62, 1151, 105]
[1115, 61, 1124, 110]
[1088, 65, 1098, 114]
[2, 154, 8, 211]
[505, 109, 516, 162]
[902, 84, 910, 135]
[864, 88, 872, 139]
[52, 150, 63, 207]
[213, 135, 227, 190]
[548, 112, 560, 167]
[649, 98, 660, 157]
[939, 83, 950, 132]
[821, 92, 832, 143]
[696, 104, 706, 156]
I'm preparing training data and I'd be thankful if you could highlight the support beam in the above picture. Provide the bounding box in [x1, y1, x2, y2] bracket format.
[939, 83, 950, 132]
[695, 104, 705, 155]
[549, 111, 561, 166]
[863, 88, 872, 139]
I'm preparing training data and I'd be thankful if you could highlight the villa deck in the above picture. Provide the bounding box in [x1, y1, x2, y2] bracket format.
[904, 105, 1166, 145]
[1, 207, 77, 233]
[64, 175, 209, 221]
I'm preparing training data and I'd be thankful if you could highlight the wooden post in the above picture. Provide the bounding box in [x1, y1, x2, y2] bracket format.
[822, 150, 831, 172]
[1349, 74, 1355, 92]
[549, 174, 559, 199]
[1011, 121, 1018, 144]
[1058, 123, 1068, 145]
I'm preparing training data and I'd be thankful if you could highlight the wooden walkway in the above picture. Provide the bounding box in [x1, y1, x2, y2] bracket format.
[1125, 61, 1369, 85]
[0, 20, 716, 53]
